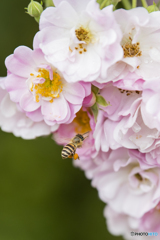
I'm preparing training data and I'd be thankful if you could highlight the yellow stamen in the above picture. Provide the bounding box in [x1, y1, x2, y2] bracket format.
[30, 69, 63, 103]
[30, 83, 33, 92]
[123, 40, 142, 58]
[118, 88, 141, 96]
[69, 46, 73, 52]
[73, 108, 91, 133]
[36, 95, 39, 102]
[75, 26, 92, 44]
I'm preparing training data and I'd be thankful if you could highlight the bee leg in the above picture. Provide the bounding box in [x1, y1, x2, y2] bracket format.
[84, 136, 89, 139]
[68, 155, 73, 158]
[73, 153, 79, 160]
[77, 143, 83, 148]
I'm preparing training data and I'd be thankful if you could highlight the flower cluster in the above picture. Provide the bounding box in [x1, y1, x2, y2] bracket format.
[1, 0, 160, 239]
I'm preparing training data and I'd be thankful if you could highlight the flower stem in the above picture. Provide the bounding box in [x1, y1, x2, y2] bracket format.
[122, 0, 132, 10]
[132, 0, 137, 8]
[141, 0, 148, 8]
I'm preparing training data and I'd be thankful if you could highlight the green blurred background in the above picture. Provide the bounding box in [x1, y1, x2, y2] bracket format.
[0, 1, 123, 239]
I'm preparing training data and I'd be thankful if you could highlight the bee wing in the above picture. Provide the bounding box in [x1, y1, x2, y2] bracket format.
[53, 135, 71, 145]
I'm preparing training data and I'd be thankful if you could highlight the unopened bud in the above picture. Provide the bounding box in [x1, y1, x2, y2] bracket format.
[45, 0, 54, 7]
[83, 92, 96, 107]
[147, 2, 159, 13]
[26, 0, 43, 22]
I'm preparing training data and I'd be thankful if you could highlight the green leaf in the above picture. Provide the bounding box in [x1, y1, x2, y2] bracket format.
[91, 85, 99, 95]
[147, 1, 159, 12]
[112, 0, 121, 7]
[96, 95, 110, 107]
[100, 0, 109, 9]
[45, 0, 55, 7]
[98, 0, 121, 9]
[97, 0, 104, 5]
[91, 103, 99, 122]
[156, 0, 160, 9]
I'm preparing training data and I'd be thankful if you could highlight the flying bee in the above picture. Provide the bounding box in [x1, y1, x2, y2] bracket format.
[61, 131, 89, 160]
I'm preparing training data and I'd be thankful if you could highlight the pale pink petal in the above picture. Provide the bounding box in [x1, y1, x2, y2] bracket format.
[33, 78, 45, 84]
[0, 77, 6, 89]
[40, 1, 78, 29]
[26, 107, 43, 122]
[5, 74, 26, 92]
[5, 46, 37, 78]
[1, 93, 17, 118]
[20, 92, 40, 112]
[42, 94, 68, 123]
[53, 0, 91, 14]
[63, 82, 85, 104]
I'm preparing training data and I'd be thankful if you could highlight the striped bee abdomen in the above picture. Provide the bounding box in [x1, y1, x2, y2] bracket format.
[61, 143, 76, 159]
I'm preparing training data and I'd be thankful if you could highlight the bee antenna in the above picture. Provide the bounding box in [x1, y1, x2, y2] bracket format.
[82, 131, 90, 135]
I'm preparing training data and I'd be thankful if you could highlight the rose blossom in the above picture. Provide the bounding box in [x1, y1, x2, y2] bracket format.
[92, 148, 160, 218]
[33, 0, 123, 82]
[141, 79, 160, 132]
[5, 46, 91, 126]
[94, 83, 141, 150]
[104, 205, 160, 240]
[93, 82, 160, 153]
[106, 8, 160, 82]
[104, 205, 140, 240]
[0, 78, 58, 139]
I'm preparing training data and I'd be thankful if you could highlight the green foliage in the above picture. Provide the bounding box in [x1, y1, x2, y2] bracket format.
[91, 103, 99, 122]
[91, 85, 99, 95]
[96, 95, 110, 107]
[26, 0, 43, 23]
[45, 0, 55, 7]
[157, 0, 160, 9]
[97, 0, 121, 9]
[91, 85, 110, 122]
[147, 1, 159, 12]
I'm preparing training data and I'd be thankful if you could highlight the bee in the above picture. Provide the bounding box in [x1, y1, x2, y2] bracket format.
[61, 131, 89, 160]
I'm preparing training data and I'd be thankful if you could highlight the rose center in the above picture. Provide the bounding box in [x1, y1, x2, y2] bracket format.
[73, 108, 91, 134]
[75, 26, 92, 44]
[135, 173, 143, 181]
[122, 38, 142, 58]
[30, 69, 63, 103]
